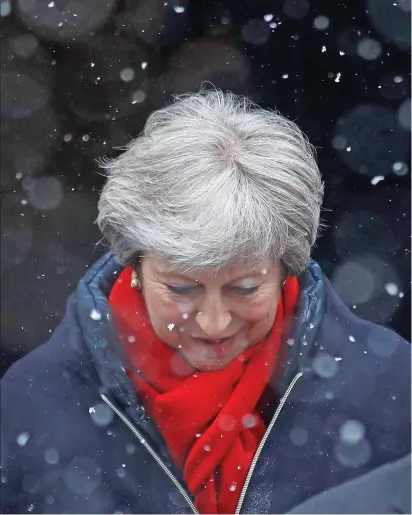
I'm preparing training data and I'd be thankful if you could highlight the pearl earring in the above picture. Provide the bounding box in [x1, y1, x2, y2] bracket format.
[131, 270, 141, 290]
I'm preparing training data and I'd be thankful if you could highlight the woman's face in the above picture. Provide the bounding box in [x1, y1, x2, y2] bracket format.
[140, 255, 283, 372]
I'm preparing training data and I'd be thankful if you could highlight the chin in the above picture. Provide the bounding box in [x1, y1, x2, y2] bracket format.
[182, 353, 237, 372]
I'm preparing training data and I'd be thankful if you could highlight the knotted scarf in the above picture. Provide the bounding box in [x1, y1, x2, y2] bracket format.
[109, 267, 299, 513]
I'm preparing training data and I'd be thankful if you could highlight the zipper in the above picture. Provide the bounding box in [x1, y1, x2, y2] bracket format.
[100, 393, 199, 514]
[234, 372, 303, 514]
[102, 371, 302, 515]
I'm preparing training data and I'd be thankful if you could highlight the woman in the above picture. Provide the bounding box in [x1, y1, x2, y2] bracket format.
[1, 91, 410, 514]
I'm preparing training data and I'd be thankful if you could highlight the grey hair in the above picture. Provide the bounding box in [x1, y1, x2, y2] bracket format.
[97, 89, 324, 276]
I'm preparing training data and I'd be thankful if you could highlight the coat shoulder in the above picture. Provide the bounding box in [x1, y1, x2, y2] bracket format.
[288, 454, 411, 514]
[320, 275, 410, 372]
[0, 325, 111, 514]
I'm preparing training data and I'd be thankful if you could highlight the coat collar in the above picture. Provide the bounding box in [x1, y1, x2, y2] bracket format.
[75, 252, 326, 406]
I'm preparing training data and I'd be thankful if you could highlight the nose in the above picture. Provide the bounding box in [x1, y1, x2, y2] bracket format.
[195, 291, 232, 338]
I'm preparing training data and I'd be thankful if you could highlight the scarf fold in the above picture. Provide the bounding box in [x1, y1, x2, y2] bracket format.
[109, 268, 299, 514]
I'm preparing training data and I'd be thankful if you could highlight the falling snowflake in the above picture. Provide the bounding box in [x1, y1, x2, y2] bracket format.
[371, 175, 384, 185]
[242, 414, 257, 428]
[120, 68, 135, 82]
[90, 309, 102, 320]
[167, 323, 175, 331]
[16, 432, 30, 446]
[335, 72, 341, 82]
[385, 283, 398, 295]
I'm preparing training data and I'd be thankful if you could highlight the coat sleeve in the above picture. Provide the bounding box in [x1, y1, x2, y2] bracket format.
[1, 360, 31, 513]
[287, 454, 411, 514]
[0, 336, 84, 514]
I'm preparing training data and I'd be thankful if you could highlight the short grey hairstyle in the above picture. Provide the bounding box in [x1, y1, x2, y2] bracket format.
[97, 89, 324, 276]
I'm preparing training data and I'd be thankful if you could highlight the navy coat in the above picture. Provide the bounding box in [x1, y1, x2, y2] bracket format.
[1, 253, 410, 514]
[288, 454, 411, 514]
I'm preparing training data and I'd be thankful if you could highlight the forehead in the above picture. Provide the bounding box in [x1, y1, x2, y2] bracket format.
[144, 255, 277, 281]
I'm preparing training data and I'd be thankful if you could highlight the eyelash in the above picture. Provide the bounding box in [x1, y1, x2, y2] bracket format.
[166, 285, 196, 295]
[166, 285, 259, 295]
[232, 286, 259, 295]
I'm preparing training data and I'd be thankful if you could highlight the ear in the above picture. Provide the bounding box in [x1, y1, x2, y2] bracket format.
[131, 270, 142, 290]
[279, 260, 288, 284]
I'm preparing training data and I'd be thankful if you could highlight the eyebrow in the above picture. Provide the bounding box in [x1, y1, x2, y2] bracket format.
[156, 271, 199, 282]
[230, 272, 265, 282]
[156, 270, 265, 283]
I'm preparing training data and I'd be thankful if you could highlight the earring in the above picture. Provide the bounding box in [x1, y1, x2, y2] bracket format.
[131, 270, 141, 290]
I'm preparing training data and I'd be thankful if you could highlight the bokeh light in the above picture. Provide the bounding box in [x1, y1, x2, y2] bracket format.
[378, 73, 410, 101]
[241, 19, 271, 45]
[283, 0, 310, 20]
[16, 0, 117, 44]
[157, 38, 251, 95]
[331, 255, 403, 324]
[56, 36, 149, 123]
[337, 26, 371, 57]
[398, 98, 411, 131]
[367, 0, 411, 50]
[333, 104, 410, 177]
[27, 176, 64, 211]
[1, 194, 34, 273]
[356, 38, 382, 60]
[1, 68, 51, 120]
[63, 456, 102, 494]
[313, 15, 330, 30]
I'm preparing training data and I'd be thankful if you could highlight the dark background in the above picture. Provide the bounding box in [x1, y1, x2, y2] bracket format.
[1, 0, 411, 376]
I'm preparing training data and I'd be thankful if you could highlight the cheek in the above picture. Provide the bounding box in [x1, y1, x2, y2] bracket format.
[239, 296, 279, 340]
[143, 291, 191, 344]
[237, 294, 279, 324]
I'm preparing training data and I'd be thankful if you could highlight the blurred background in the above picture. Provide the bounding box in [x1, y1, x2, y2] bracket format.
[1, 0, 410, 376]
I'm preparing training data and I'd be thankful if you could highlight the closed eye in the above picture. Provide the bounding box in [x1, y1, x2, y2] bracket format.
[166, 284, 198, 295]
[166, 284, 259, 295]
[231, 286, 259, 295]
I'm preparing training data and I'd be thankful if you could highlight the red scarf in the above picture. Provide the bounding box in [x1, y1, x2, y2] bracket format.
[109, 268, 299, 514]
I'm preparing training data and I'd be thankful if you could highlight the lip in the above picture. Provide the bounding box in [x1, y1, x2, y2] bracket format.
[193, 335, 236, 343]
[189, 334, 238, 359]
